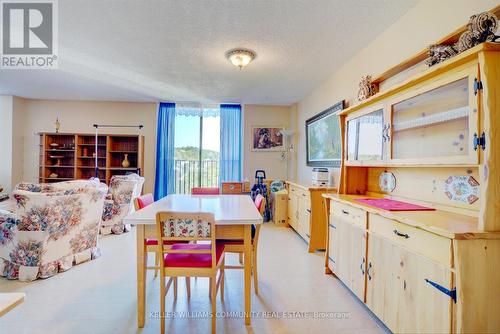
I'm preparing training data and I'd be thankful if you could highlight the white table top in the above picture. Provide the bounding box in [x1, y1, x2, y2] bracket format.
[0, 293, 25, 317]
[124, 194, 263, 225]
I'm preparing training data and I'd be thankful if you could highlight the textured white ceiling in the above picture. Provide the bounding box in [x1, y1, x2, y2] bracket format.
[0, 0, 417, 104]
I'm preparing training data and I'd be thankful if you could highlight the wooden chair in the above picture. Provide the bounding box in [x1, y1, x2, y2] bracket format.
[156, 212, 225, 334]
[134, 194, 190, 296]
[219, 194, 265, 294]
[191, 187, 220, 195]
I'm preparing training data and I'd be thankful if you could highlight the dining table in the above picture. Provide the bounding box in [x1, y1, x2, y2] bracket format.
[123, 194, 263, 327]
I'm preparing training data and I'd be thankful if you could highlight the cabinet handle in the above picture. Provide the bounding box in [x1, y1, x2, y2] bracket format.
[306, 209, 311, 213]
[360, 258, 365, 275]
[329, 223, 336, 229]
[367, 262, 372, 281]
[341, 210, 349, 215]
[393, 229, 410, 239]
[424, 279, 457, 303]
[386, 124, 391, 141]
[382, 124, 388, 142]
[302, 193, 306, 197]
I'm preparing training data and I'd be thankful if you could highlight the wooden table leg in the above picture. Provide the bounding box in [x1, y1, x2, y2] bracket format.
[244, 225, 252, 326]
[137, 225, 146, 328]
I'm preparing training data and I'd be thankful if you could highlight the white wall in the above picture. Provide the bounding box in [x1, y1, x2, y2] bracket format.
[0, 95, 14, 192]
[17, 99, 158, 192]
[294, 0, 499, 183]
[242, 104, 292, 181]
[8, 99, 293, 193]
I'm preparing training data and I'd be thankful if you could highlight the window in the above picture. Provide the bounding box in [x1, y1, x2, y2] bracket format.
[173, 104, 220, 193]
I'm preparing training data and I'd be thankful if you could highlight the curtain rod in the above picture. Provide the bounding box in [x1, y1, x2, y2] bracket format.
[93, 124, 143, 129]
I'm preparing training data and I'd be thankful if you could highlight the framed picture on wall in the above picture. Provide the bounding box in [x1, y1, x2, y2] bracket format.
[305, 100, 344, 167]
[251, 126, 285, 151]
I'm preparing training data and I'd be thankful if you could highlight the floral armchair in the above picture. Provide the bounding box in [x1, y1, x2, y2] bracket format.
[100, 173, 145, 235]
[0, 179, 107, 281]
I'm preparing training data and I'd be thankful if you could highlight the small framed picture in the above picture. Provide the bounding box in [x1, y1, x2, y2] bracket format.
[251, 126, 285, 151]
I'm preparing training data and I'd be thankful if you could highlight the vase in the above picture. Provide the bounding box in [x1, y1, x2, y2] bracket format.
[122, 154, 130, 168]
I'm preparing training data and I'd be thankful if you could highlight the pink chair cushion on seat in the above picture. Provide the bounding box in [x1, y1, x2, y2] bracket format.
[164, 243, 225, 268]
[191, 187, 220, 195]
[136, 193, 154, 209]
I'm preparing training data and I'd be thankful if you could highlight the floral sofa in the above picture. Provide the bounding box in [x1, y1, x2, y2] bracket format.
[100, 173, 144, 235]
[0, 179, 107, 281]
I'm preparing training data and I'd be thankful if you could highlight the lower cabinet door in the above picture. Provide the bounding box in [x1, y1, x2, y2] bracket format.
[396, 247, 453, 333]
[336, 216, 352, 285]
[367, 232, 453, 333]
[349, 223, 367, 301]
[288, 193, 298, 230]
[328, 219, 339, 273]
[366, 232, 398, 329]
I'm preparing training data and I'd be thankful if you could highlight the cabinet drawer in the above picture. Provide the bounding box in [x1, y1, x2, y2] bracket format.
[332, 202, 367, 229]
[221, 182, 243, 194]
[369, 213, 452, 267]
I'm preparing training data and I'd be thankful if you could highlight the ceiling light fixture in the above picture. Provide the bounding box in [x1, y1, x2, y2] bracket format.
[225, 48, 256, 70]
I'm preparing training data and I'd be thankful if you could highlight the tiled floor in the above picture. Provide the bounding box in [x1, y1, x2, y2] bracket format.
[0, 223, 389, 334]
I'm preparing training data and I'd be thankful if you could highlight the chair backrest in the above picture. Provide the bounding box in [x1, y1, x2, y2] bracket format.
[191, 187, 220, 195]
[134, 193, 154, 210]
[253, 194, 266, 247]
[254, 194, 266, 216]
[156, 212, 217, 268]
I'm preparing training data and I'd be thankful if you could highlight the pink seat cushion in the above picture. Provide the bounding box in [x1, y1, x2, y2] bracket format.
[191, 187, 220, 195]
[145, 239, 188, 246]
[136, 193, 154, 209]
[164, 243, 224, 268]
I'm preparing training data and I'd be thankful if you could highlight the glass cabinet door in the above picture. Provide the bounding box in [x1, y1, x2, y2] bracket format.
[346, 109, 384, 162]
[390, 77, 475, 162]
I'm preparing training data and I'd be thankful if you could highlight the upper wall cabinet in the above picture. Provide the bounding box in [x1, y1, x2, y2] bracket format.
[388, 65, 479, 165]
[345, 62, 479, 166]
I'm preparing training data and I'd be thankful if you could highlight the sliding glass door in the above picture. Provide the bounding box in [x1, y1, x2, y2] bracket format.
[173, 106, 220, 193]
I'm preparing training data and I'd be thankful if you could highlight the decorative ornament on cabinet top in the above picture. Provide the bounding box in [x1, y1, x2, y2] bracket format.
[357, 75, 377, 101]
[426, 10, 499, 66]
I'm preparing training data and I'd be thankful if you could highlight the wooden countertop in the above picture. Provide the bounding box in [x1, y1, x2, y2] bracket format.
[0, 293, 25, 317]
[323, 194, 500, 240]
[286, 181, 337, 192]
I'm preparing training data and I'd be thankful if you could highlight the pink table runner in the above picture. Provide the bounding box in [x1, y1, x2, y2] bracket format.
[354, 198, 435, 211]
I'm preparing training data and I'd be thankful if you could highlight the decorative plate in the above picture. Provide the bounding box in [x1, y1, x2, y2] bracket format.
[379, 172, 396, 193]
[444, 175, 479, 204]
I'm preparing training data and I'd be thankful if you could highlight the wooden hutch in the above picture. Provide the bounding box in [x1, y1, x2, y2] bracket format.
[38, 132, 144, 185]
[322, 34, 500, 334]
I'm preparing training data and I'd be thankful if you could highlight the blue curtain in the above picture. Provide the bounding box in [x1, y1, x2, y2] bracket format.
[154, 102, 176, 200]
[220, 104, 242, 183]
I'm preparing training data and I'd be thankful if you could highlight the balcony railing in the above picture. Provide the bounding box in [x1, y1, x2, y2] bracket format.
[174, 160, 219, 194]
